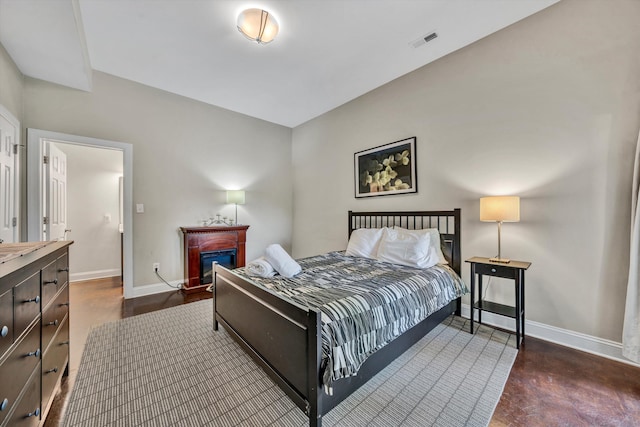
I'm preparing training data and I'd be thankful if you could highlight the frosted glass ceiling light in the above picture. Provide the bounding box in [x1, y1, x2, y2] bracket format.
[237, 8, 279, 44]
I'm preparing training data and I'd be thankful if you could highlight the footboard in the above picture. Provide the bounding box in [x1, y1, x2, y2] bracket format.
[213, 264, 323, 425]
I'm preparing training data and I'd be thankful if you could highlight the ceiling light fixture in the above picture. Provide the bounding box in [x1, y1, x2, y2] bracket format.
[237, 8, 279, 44]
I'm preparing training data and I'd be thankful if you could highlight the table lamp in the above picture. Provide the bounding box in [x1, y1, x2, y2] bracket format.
[226, 190, 245, 225]
[480, 196, 520, 263]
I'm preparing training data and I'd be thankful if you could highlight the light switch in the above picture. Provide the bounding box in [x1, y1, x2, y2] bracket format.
[136, 204, 144, 213]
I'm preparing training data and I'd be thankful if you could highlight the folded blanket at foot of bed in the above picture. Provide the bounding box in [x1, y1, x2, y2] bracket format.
[264, 244, 302, 278]
[246, 256, 277, 278]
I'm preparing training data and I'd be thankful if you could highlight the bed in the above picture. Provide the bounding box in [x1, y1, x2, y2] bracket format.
[213, 209, 463, 426]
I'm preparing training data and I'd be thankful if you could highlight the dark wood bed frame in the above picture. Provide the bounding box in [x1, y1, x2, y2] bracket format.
[213, 209, 462, 426]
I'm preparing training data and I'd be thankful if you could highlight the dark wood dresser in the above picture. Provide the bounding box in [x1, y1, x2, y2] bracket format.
[0, 241, 72, 427]
[180, 226, 249, 293]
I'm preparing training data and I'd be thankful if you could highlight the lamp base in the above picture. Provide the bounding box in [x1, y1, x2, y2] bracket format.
[489, 257, 511, 264]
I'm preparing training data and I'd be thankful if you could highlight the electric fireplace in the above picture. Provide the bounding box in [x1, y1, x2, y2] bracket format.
[179, 225, 249, 293]
[200, 249, 236, 285]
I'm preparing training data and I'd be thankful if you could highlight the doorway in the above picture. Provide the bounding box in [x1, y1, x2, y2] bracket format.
[27, 129, 134, 298]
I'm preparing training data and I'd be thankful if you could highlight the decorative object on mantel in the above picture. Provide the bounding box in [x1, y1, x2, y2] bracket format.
[354, 137, 417, 198]
[237, 8, 279, 44]
[226, 190, 246, 225]
[480, 195, 520, 263]
[203, 214, 234, 226]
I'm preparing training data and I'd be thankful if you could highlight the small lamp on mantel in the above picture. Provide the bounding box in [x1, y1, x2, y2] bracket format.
[226, 190, 245, 225]
[480, 196, 520, 263]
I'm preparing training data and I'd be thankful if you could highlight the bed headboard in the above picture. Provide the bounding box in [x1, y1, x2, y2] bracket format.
[348, 209, 462, 275]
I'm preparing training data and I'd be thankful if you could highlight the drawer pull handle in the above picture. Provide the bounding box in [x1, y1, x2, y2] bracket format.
[26, 348, 41, 358]
[26, 408, 40, 418]
[58, 267, 69, 272]
[46, 319, 59, 327]
[24, 296, 40, 304]
[491, 268, 497, 273]
[45, 367, 59, 374]
[60, 341, 70, 346]
[60, 302, 70, 307]
[0, 398, 8, 411]
[44, 279, 58, 285]
[1, 325, 8, 337]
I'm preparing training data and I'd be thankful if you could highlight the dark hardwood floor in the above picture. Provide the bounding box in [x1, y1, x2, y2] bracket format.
[492, 337, 640, 426]
[45, 277, 640, 426]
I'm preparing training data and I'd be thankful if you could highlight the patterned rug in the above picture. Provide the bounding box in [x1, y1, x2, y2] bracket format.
[62, 300, 517, 427]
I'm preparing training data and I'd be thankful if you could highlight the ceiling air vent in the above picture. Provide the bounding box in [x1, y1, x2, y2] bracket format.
[410, 32, 438, 49]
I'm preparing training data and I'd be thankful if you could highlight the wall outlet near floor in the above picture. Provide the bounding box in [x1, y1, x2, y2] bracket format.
[153, 263, 160, 272]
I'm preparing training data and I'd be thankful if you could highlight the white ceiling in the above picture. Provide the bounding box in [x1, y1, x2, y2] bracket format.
[0, 0, 560, 128]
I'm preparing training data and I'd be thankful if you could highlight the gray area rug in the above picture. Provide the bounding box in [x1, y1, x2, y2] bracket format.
[62, 300, 517, 427]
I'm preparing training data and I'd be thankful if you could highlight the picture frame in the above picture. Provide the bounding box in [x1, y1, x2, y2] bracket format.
[354, 137, 417, 198]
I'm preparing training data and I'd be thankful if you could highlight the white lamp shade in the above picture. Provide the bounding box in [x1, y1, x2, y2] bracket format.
[237, 9, 279, 44]
[480, 196, 520, 222]
[226, 190, 245, 205]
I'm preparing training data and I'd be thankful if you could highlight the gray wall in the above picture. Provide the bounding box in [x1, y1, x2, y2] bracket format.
[291, 0, 640, 342]
[0, 42, 23, 120]
[23, 71, 293, 288]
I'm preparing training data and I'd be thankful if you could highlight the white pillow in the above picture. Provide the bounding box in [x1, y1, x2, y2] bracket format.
[394, 227, 448, 265]
[376, 227, 436, 269]
[346, 228, 385, 259]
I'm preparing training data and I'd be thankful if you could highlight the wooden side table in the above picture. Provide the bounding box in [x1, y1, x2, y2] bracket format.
[466, 257, 531, 348]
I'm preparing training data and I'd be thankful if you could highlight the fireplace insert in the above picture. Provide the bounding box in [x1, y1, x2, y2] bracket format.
[200, 249, 236, 285]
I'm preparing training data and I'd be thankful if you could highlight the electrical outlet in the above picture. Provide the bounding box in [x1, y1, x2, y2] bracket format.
[153, 263, 160, 272]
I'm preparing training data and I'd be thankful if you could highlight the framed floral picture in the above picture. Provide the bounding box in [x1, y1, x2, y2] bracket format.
[355, 137, 417, 198]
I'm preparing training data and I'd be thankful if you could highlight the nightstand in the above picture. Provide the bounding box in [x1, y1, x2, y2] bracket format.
[466, 257, 531, 349]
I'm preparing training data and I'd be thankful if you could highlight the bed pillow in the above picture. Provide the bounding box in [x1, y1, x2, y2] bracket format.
[346, 227, 385, 259]
[376, 227, 436, 269]
[394, 227, 448, 265]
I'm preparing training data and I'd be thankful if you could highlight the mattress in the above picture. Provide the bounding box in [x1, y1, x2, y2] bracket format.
[235, 251, 468, 389]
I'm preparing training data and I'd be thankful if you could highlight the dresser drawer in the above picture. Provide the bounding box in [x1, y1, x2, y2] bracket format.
[42, 318, 69, 413]
[474, 263, 517, 279]
[41, 285, 69, 353]
[4, 366, 41, 427]
[0, 289, 13, 356]
[56, 253, 69, 286]
[41, 260, 59, 309]
[0, 323, 40, 426]
[13, 273, 41, 338]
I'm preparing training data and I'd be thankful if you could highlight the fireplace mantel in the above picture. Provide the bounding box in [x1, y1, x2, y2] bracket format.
[180, 225, 249, 293]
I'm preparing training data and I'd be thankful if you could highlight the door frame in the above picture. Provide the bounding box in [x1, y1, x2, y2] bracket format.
[0, 103, 20, 243]
[27, 128, 134, 298]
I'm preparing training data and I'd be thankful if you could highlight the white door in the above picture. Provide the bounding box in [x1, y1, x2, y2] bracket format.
[0, 113, 18, 243]
[45, 141, 68, 241]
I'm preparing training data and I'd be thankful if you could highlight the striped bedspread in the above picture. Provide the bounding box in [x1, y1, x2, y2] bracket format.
[234, 251, 468, 389]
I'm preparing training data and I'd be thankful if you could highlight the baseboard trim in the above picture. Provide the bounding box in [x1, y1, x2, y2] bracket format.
[461, 303, 640, 368]
[70, 269, 121, 282]
[127, 280, 184, 299]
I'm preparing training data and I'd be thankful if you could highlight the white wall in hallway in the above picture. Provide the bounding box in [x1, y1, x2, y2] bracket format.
[61, 143, 123, 281]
